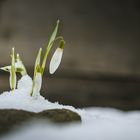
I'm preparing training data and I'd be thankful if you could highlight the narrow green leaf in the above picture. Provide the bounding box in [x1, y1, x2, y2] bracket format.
[34, 48, 42, 74]
[0, 66, 10, 72]
[41, 20, 59, 74]
[48, 20, 60, 48]
[16, 53, 27, 76]
[16, 68, 24, 73]
[31, 48, 42, 96]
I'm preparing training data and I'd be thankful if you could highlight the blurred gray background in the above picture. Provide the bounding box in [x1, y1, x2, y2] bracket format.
[0, 0, 140, 110]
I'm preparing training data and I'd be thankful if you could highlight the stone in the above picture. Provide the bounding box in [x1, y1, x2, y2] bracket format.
[0, 109, 81, 136]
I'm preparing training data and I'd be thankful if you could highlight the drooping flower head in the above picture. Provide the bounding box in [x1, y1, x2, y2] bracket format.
[49, 40, 64, 74]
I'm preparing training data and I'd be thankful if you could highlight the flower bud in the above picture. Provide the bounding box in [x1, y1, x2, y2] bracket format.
[49, 48, 63, 74]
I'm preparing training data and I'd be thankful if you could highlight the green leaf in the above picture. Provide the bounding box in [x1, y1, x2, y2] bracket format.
[0, 66, 10, 72]
[16, 68, 24, 73]
[41, 20, 59, 74]
[16, 53, 27, 76]
[48, 20, 60, 49]
[34, 48, 42, 75]
[31, 48, 42, 96]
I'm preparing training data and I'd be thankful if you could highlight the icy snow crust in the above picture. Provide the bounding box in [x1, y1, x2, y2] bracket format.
[0, 75, 140, 140]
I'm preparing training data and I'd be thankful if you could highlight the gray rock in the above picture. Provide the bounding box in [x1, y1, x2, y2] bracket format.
[0, 109, 81, 136]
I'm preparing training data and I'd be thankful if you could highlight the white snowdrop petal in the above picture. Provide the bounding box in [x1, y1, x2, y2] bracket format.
[49, 48, 63, 74]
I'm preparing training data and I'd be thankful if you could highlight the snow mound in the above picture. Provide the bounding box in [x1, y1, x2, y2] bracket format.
[0, 75, 82, 117]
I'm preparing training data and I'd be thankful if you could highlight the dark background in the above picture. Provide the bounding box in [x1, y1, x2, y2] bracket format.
[0, 0, 140, 110]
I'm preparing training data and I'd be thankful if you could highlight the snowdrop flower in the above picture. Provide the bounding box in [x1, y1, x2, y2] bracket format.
[0, 20, 65, 97]
[30, 21, 65, 97]
[49, 47, 63, 74]
[0, 54, 27, 76]
[0, 48, 27, 90]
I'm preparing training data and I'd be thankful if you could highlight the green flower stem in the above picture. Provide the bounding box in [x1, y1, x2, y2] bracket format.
[10, 48, 16, 90]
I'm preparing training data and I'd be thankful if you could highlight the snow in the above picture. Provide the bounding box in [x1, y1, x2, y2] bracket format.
[1, 108, 140, 140]
[0, 75, 79, 115]
[0, 75, 140, 140]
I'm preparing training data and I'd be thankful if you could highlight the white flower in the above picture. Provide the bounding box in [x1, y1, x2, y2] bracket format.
[49, 48, 63, 74]
[0, 54, 27, 76]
